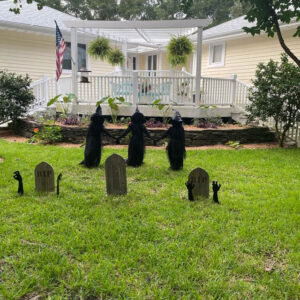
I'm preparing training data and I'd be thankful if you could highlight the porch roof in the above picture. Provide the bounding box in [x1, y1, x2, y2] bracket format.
[63, 19, 212, 47]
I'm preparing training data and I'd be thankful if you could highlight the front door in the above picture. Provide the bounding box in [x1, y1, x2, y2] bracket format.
[127, 55, 137, 70]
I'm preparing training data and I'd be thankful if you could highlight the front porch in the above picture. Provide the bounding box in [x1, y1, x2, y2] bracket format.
[30, 69, 250, 119]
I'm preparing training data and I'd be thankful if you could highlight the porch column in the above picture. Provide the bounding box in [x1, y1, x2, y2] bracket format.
[195, 27, 203, 105]
[121, 41, 127, 73]
[71, 27, 78, 96]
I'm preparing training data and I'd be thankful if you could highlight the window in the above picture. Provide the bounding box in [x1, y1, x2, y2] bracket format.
[147, 54, 157, 70]
[62, 42, 87, 71]
[208, 42, 225, 67]
[132, 57, 137, 70]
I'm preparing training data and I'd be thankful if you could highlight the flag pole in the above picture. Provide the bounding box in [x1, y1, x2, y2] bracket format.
[54, 20, 59, 95]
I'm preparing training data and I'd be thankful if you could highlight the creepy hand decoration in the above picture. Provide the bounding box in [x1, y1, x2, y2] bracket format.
[185, 181, 195, 201]
[212, 181, 221, 204]
[13, 171, 24, 195]
[57, 173, 62, 196]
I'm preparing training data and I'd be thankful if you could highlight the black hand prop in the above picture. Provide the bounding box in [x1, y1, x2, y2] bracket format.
[185, 181, 195, 201]
[13, 171, 24, 195]
[212, 181, 221, 204]
[57, 173, 62, 196]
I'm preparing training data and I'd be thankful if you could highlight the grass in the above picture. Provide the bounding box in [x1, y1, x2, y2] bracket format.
[0, 139, 299, 299]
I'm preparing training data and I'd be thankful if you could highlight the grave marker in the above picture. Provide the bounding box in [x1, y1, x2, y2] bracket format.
[35, 162, 55, 192]
[188, 167, 209, 199]
[105, 154, 127, 195]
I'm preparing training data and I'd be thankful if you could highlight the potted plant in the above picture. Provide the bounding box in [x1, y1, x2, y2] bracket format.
[88, 37, 111, 60]
[167, 35, 193, 67]
[107, 49, 125, 66]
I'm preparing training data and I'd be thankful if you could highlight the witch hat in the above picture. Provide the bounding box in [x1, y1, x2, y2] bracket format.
[172, 110, 182, 122]
[96, 105, 102, 115]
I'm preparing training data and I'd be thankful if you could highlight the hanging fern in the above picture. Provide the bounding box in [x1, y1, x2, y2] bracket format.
[167, 35, 193, 67]
[88, 37, 111, 60]
[107, 49, 125, 66]
[168, 54, 187, 68]
[167, 36, 193, 56]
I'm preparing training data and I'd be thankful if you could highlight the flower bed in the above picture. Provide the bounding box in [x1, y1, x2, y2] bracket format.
[12, 119, 277, 146]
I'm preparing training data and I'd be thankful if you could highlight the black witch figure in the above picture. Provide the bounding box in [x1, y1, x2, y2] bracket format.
[80, 106, 117, 167]
[117, 108, 155, 167]
[157, 111, 186, 170]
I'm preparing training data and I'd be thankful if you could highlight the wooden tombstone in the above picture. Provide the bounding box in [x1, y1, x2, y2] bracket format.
[188, 167, 209, 199]
[105, 154, 127, 195]
[35, 162, 55, 192]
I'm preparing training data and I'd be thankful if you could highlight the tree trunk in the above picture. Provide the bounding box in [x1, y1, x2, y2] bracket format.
[269, 6, 300, 68]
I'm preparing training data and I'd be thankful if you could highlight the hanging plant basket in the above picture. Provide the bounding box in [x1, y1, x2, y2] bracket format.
[107, 49, 125, 66]
[167, 36, 193, 56]
[167, 35, 193, 67]
[88, 37, 111, 60]
[168, 54, 187, 68]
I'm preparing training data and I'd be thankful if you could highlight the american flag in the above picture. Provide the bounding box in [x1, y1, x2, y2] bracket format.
[55, 21, 66, 81]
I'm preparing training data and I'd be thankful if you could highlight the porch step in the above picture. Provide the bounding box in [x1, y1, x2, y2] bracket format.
[231, 111, 249, 125]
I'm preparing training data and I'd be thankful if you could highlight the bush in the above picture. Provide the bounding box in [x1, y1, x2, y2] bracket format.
[0, 71, 34, 123]
[247, 54, 300, 147]
[34, 126, 63, 144]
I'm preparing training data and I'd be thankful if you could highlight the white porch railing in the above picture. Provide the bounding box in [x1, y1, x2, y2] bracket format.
[266, 119, 300, 147]
[29, 73, 251, 108]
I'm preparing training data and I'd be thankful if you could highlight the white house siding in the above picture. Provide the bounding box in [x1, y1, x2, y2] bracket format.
[200, 28, 300, 84]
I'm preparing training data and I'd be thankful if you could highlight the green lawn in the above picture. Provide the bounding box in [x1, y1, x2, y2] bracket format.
[0, 140, 299, 299]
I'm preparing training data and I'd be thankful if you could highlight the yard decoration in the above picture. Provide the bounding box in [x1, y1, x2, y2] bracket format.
[187, 168, 209, 199]
[117, 107, 155, 167]
[88, 37, 111, 60]
[156, 111, 186, 170]
[57, 173, 62, 196]
[107, 48, 125, 66]
[80, 106, 118, 168]
[185, 181, 195, 201]
[212, 181, 221, 204]
[105, 154, 127, 195]
[35, 162, 55, 192]
[167, 36, 193, 67]
[13, 171, 24, 195]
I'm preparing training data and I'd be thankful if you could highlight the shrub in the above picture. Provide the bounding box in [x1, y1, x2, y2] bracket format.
[34, 126, 63, 144]
[247, 54, 300, 147]
[59, 115, 80, 126]
[0, 71, 35, 123]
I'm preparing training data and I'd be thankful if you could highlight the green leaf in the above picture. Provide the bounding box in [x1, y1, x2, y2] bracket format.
[47, 94, 62, 107]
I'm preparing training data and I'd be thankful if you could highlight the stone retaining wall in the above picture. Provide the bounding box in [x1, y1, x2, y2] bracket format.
[13, 119, 276, 146]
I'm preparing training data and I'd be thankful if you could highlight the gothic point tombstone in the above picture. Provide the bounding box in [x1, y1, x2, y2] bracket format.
[105, 154, 127, 196]
[35, 162, 55, 192]
[188, 167, 209, 199]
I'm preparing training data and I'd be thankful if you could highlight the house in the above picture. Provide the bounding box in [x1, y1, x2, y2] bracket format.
[192, 15, 300, 84]
[1, 0, 299, 85]
[0, 0, 115, 81]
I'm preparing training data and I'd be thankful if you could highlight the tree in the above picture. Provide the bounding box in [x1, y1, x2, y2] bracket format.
[241, 0, 300, 67]
[0, 71, 35, 123]
[230, 0, 251, 18]
[7, 0, 64, 14]
[247, 54, 300, 147]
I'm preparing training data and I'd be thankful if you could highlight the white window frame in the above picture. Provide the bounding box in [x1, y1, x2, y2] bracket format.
[62, 42, 90, 75]
[145, 53, 158, 71]
[208, 42, 226, 68]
